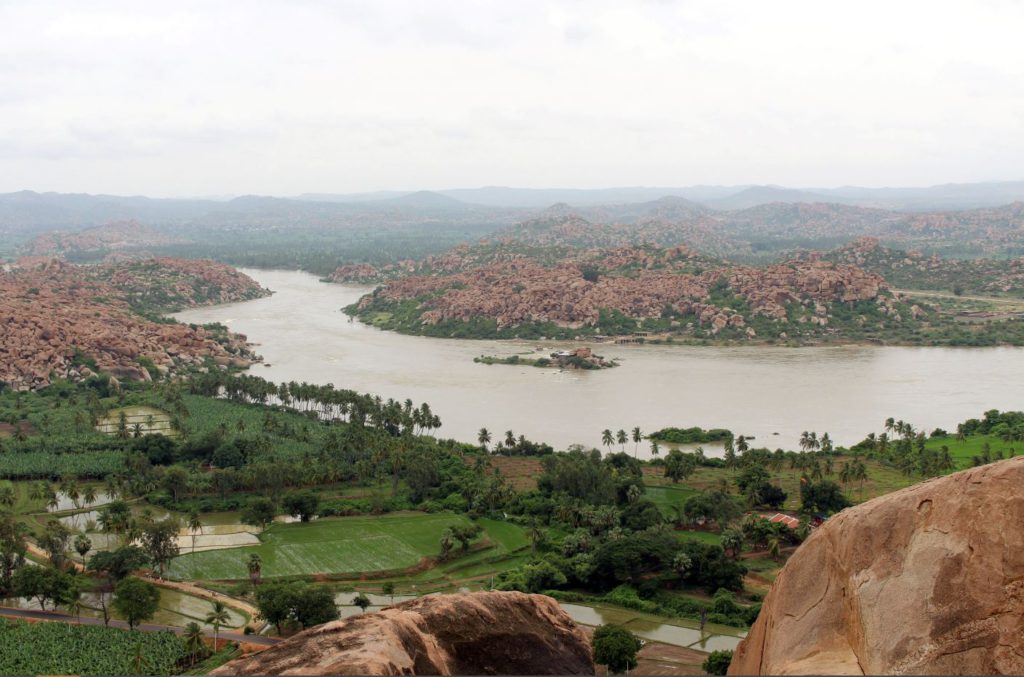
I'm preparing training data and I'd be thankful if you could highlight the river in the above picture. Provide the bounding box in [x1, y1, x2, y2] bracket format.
[175, 268, 1024, 456]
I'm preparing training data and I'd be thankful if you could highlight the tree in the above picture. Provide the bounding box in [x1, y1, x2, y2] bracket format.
[703, 650, 733, 675]
[241, 497, 277, 531]
[247, 553, 263, 587]
[721, 528, 744, 560]
[255, 581, 339, 633]
[112, 577, 160, 629]
[11, 566, 78, 611]
[616, 429, 628, 451]
[184, 622, 208, 666]
[188, 511, 203, 557]
[87, 545, 149, 583]
[205, 600, 231, 648]
[631, 427, 642, 456]
[141, 519, 180, 578]
[74, 533, 92, 560]
[39, 519, 72, 570]
[477, 428, 491, 452]
[592, 624, 642, 674]
[439, 529, 455, 561]
[381, 581, 395, 604]
[800, 479, 851, 515]
[664, 449, 696, 483]
[352, 592, 371, 613]
[0, 512, 28, 590]
[601, 429, 614, 452]
[282, 490, 320, 522]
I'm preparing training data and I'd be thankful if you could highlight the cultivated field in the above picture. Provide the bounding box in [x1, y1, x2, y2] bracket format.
[168, 512, 479, 580]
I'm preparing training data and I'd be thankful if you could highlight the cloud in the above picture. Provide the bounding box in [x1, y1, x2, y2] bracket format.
[0, 0, 1022, 194]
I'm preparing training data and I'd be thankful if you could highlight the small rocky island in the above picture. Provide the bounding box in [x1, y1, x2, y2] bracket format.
[474, 347, 617, 370]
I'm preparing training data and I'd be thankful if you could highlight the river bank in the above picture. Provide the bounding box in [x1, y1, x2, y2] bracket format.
[175, 269, 1024, 456]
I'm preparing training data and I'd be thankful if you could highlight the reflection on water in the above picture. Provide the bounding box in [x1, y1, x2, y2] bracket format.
[559, 603, 745, 651]
[176, 269, 1024, 454]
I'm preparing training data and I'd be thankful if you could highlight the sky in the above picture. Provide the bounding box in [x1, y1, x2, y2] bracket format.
[1, 0, 1022, 197]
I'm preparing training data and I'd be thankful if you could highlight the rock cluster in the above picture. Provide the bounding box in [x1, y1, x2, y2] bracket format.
[362, 246, 889, 333]
[0, 258, 261, 389]
[729, 457, 1024, 675]
[212, 591, 594, 676]
[24, 220, 181, 256]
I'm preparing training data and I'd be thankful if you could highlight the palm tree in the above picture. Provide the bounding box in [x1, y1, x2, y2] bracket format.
[504, 430, 516, 450]
[82, 485, 97, 507]
[721, 528, 744, 560]
[205, 601, 230, 650]
[183, 622, 206, 665]
[649, 440, 660, 457]
[0, 486, 15, 509]
[66, 592, 83, 625]
[767, 533, 782, 561]
[247, 553, 262, 588]
[188, 511, 203, 557]
[601, 429, 614, 452]
[616, 429, 628, 451]
[631, 427, 642, 457]
[477, 428, 491, 452]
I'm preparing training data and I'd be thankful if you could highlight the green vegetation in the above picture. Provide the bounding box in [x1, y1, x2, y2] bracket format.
[592, 623, 642, 673]
[0, 617, 187, 675]
[649, 427, 733, 445]
[169, 513, 477, 580]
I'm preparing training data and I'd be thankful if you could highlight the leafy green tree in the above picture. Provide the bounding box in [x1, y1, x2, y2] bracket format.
[664, 449, 696, 483]
[0, 513, 27, 590]
[112, 577, 160, 629]
[352, 592, 371, 613]
[592, 624, 642, 674]
[703, 650, 733, 675]
[800, 479, 851, 514]
[241, 497, 277, 531]
[140, 519, 180, 578]
[381, 581, 395, 604]
[11, 566, 78, 611]
[255, 581, 339, 633]
[282, 490, 320, 522]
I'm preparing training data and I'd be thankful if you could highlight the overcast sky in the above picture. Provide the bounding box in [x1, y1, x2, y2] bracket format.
[1, 0, 1022, 197]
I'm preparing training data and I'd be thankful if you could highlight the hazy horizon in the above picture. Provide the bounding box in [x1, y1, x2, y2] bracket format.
[2, 1, 1022, 197]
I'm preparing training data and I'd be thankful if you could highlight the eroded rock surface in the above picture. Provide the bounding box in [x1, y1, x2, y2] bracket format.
[212, 591, 594, 675]
[729, 457, 1024, 675]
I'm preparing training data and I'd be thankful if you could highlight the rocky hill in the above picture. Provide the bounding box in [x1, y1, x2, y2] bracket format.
[0, 258, 265, 390]
[729, 457, 1024, 675]
[24, 220, 183, 259]
[211, 591, 593, 676]
[344, 240, 930, 343]
[823, 237, 1024, 297]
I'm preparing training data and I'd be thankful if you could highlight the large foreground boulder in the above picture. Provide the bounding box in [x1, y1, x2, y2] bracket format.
[730, 457, 1024, 675]
[213, 591, 594, 675]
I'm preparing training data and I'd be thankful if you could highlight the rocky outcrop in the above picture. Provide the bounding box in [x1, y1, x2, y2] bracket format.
[24, 220, 181, 256]
[212, 591, 593, 676]
[0, 258, 260, 389]
[729, 457, 1024, 675]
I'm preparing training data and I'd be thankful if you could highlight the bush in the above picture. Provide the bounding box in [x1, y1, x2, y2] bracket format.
[592, 624, 642, 674]
[703, 650, 733, 675]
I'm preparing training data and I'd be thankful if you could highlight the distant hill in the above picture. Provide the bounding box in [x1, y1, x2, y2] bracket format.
[706, 186, 839, 211]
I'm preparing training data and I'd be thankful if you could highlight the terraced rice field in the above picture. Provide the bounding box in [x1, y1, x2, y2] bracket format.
[168, 512, 476, 580]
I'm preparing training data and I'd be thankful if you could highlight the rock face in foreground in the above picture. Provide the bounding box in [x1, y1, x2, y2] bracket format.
[730, 457, 1024, 675]
[213, 591, 593, 676]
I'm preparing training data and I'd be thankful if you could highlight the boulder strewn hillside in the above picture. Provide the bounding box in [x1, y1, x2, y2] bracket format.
[729, 457, 1024, 675]
[0, 258, 263, 389]
[211, 591, 594, 676]
[24, 219, 183, 258]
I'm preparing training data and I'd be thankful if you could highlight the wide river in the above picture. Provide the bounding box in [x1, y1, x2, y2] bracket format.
[176, 269, 1024, 457]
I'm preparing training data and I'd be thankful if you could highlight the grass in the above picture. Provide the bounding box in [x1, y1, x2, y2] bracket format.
[169, 512, 479, 581]
[643, 455, 916, 512]
[925, 433, 1018, 467]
